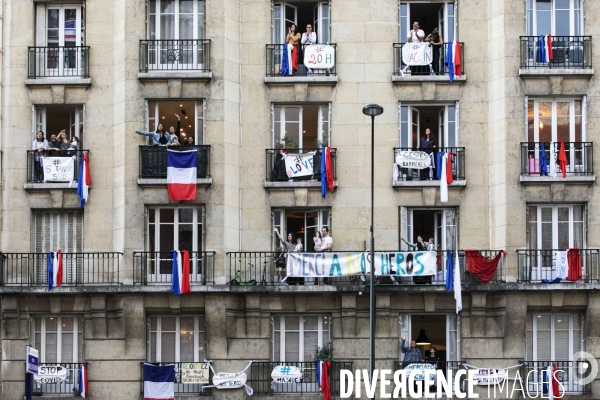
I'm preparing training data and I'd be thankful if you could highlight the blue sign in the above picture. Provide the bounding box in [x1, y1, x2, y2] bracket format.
[26, 346, 39, 374]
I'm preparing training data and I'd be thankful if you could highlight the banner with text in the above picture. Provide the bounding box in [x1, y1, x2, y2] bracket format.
[402, 42, 433, 66]
[395, 150, 432, 169]
[304, 45, 335, 69]
[286, 251, 437, 278]
[284, 152, 315, 178]
[43, 157, 75, 182]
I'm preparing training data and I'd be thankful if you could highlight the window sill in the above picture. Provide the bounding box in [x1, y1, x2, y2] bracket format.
[392, 75, 466, 83]
[24, 182, 83, 190]
[137, 71, 212, 80]
[137, 177, 212, 187]
[519, 68, 593, 77]
[25, 77, 91, 86]
[265, 180, 338, 189]
[264, 75, 338, 85]
[520, 175, 595, 184]
[393, 179, 466, 188]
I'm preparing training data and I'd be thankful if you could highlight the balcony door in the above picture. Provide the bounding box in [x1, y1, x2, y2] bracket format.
[272, 209, 330, 252]
[399, 104, 459, 148]
[33, 105, 85, 148]
[526, 0, 583, 37]
[399, 1, 457, 42]
[39, 6, 84, 76]
[272, 104, 330, 148]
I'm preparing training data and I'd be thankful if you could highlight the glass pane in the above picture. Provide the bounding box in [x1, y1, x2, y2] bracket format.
[557, 207, 569, 249]
[555, 330, 569, 360]
[160, 0, 175, 13]
[161, 209, 175, 223]
[322, 315, 330, 334]
[180, 0, 193, 13]
[150, 332, 157, 362]
[179, 208, 193, 223]
[162, 316, 176, 331]
[161, 332, 176, 362]
[62, 317, 73, 331]
[555, 10, 570, 36]
[46, 317, 58, 331]
[304, 316, 318, 330]
[286, 316, 300, 331]
[554, 315, 569, 329]
[179, 223, 193, 251]
[285, 107, 300, 122]
[62, 333, 74, 363]
[541, 208, 553, 250]
[304, 332, 318, 361]
[274, 331, 280, 361]
[180, 317, 195, 362]
[179, 14, 193, 39]
[161, 15, 175, 39]
[285, 332, 299, 361]
[46, 333, 58, 363]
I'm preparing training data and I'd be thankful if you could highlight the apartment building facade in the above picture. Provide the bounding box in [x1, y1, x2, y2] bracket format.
[0, 0, 599, 398]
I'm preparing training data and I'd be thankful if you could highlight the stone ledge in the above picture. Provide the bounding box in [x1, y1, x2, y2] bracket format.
[137, 71, 212, 80]
[265, 180, 338, 189]
[264, 75, 338, 85]
[137, 177, 212, 187]
[520, 175, 595, 184]
[393, 179, 466, 188]
[392, 75, 466, 83]
[25, 77, 91, 86]
[24, 182, 82, 190]
[519, 68, 593, 77]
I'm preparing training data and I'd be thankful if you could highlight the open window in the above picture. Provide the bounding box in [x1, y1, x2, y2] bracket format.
[273, 1, 330, 45]
[399, 103, 458, 148]
[33, 105, 85, 148]
[272, 208, 330, 251]
[146, 100, 205, 144]
[272, 104, 330, 148]
[399, 1, 456, 43]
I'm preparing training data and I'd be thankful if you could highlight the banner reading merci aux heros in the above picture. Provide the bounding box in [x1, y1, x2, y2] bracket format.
[286, 251, 437, 278]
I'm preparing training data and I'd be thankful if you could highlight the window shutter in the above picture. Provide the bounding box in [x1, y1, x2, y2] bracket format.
[36, 4, 46, 46]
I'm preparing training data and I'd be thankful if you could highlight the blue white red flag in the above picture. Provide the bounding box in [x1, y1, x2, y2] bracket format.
[78, 364, 88, 398]
[171, 250, 191, 295]
[167, 150, 197, 201]
[144, 363, 174, 400]
[77, 153, 91, 207]
[47, 250, 63, 291]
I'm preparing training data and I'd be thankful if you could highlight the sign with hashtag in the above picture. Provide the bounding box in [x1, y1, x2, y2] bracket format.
[283, 152, 315, 179]
[271, 365, 303, 384]
[402, 42, 433, 66]
[304, 45, 335, 69]
[42, 156, 76, 182]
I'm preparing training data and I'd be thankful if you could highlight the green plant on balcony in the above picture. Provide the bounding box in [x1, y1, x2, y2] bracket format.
[315, 343, 332, 361]
[316, 137, 329, 148]
[275, 135, 299, 150]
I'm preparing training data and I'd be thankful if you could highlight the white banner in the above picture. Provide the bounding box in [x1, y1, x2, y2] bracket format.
[304, 45, 335, 69]
[471, 368, 507, 385]
[284, 152, 315, 178]
[286, 251, 437, 278]
[402, 42, 433, 66]
[395, 150, 432, 169]
[34, 365, 68, 384]
[43, 157, 75, 182]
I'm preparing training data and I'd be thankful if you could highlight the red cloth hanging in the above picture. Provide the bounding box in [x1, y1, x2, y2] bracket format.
[552, 362, 560, 398]
[558, 140, 568, 178]
[322, 361, 331, 400]
[463, 250, 506, 284]
[446, 152, 456, 184]
[57, 249, 63, 286]
[325, 147, 334, 192]
[567, 248, 582, 281]
[181, 250, 191, 294]
[291, 45, 299, 72]
[454, 42, 461, 76]
[547, 35, 553, 60]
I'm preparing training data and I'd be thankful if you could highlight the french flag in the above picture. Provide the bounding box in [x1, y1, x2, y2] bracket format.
[78, 364, 88, 398]
[47, 250, 63, 291]
[543, 362, 561, 399]
[144, 364, 174, 400]
[171, 250, 191, 296]
[167, 150, 197, 201]
[77, 153, 91, 207]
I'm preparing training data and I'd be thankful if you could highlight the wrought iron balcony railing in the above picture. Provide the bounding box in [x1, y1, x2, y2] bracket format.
[227, 250, 503, 286]
[266, 148, 337, 182]
[520, 142, 593, 177]
[520, 361, 590, 394]
[249, 361, 352, 395]
[133, 251, 215, 285]
[393, 147, 465, 182]
[0, 253, 121, 286]
[26, 150, 89, 184]
[393, 42, 464, 76]
[140, 362, 211, 396]
[28, 46, 90, 78]
[517, 249, 600, 283]
[138, 145, 210, 179]
[520, 36, 592, 69]
[266, 44, 337, 77]
[139, 39, 211, 72]
[32, 363, 87, 397]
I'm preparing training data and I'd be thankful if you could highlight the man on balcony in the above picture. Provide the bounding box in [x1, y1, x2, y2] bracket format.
[401, 336, 423, 367]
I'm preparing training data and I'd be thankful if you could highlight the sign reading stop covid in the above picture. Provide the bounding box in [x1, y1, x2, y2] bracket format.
[34, 365, 69, 384]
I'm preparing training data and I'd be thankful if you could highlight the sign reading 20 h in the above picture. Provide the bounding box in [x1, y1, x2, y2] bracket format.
[304, 45, 335, 69]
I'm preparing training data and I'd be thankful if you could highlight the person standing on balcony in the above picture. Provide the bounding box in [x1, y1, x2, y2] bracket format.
[313, 231, 322, 251]
[32, 131, 48, 182]
[48, 133, 61, 156]
[427, 238, 436, 251]
[407, 21, 425, 76]
[274, 246, 286, 285]
[315, 227, 332, 284]
[295, 237, 304, 252]
[168, 137, 181, 147]
[402, 236, 426, 251]
[286, 24, 301, 75]
[168, 114, 181, 142]
[57, 130, 71, 155]
[425, 28, 443, 75]
[186, 137, 195, 146]
[401, 337, 423, 367]
[136, 123, 172, 146]
[418, 129, 436, 180]
[274, 228, 296, 285]
[301, 24, 317, 75]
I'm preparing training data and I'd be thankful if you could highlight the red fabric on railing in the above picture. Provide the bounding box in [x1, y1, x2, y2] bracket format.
[567, 248, 582, 281]
[322, 361, 331, 400]
[558, 140, 567, 178]
[463, 250, 506, 284]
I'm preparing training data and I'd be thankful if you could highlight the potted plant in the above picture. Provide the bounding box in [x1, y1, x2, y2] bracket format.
[316, 137, 329, 149]
[315, 343, 332, 361]
[276, 136, 299, 153]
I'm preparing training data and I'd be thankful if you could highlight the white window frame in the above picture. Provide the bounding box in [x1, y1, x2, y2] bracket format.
[146, 100, 205, 145]
[526, 0, 584, 36]
[399, 103, 459, 148]
[33, 316, 83, 363]
[526, 97, 585, 143]
[399, 1, 457, 43]
[147, 315, 206, 363]
[272, 314, 330, 362]
[273, 2, 330, 45]
[148, 0, 205, 40]
[32, 105, 86, 146]
[527, 204, 585, 250]
[272, 104, 331, 149]
[272, 208, 331, 251]
[527, 313, 583, 362]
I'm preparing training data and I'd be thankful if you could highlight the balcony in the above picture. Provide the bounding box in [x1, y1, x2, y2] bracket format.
[392, 147, 466, 188]
[520, 361, 589, 395]
[33, 363, 87, 397]
[227, 250, 503, 286]
[265, 44, 337, 85]
[519, 36, 592, 77]
[392, 42, 465, 83]
[0, 253, 121, 287]
[517, 249, 600, 283]
[137, 145, 211, 186]
[520, 142, 594, 184]
[25, 150, 90, 190]
[138, 39, 212, 80]
[27, 46, 90, 86]
[392, 361, 464, 383]
[140, 362, 211, 396]
[132, 251, 215, 285]
[265, 148, 337, 189]
[248, 361, 352, 395]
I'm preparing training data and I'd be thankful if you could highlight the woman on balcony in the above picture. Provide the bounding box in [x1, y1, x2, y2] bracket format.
[135, 123, 172, 146]
[418, 129, 436, 180]
[425, 28, 444, 75]
[286, 24, 301, 75]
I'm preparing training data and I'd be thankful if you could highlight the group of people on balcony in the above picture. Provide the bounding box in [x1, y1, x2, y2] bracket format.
[32, 130, 80, 182]
[407, 21, 444, 75]
[135, 114, 194, 146]
[283, 23, 321, 76]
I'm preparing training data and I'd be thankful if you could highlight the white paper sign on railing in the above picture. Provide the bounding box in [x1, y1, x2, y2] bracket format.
[284, 152, 314, 178]
[42, 157, 75, 182]
[402, 42, 433, 66]
[304, 45, 335, 69]
[395, 150, 432, 169]
[34, 365, 68, 384]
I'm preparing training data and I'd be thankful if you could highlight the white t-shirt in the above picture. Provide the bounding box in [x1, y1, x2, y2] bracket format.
[321, 236, 333, 251]
[295, 243, 303, 252]
[409, 29, 425, 43]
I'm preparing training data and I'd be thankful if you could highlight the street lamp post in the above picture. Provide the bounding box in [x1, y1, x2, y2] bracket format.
[362, 104, 384, 392]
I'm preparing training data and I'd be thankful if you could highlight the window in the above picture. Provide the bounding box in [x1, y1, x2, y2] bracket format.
[33, 316, 83, 363]
[399, 314, 460, 362]
[148, 315, 206, 362]
[399, 1, 456, 43]
[526, 0, 583, 36]
[272, 209, 330, 251]
[273, 315, 330, 362]
[527, 313, 583, 361]
[33, 210, 83, 253]
[149, 0, 205, 40]
[33, 105, 85, 148]
[147, 100, 205, 144]
[272, 104, 330, 148]
[527, 98, 584, 143]
[399, 103, 459, 148]
[273, 2, 330, 44]
[527, 204, 584, 250]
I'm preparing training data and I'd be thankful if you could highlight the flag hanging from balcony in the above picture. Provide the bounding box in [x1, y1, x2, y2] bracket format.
[47, 250, 63, 291]
[315, 360, 331, 400]
[143, 363, 174, 400]
[543, 363, 561, 399]
[463, 250, 506, 284]
[78, 364, 88, 398]
[77, 153, 91, 207]
[321, 146, 327, 198]
[558, 140, 568, 178]
[445, 250, 462, 314]
[171, 250, 191, 295]
[167, 149, 197, 201]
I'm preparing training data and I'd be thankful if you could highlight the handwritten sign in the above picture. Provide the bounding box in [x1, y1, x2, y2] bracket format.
[43, 157, 75, 182]
[472, 368, 507, 385]
[213, 371, 248, 389]
[395, 150, 432, 169]
[34, 365, 68, 384]
[271, 365, 303, 384]
[284, 153, 314, 178]
[404, 363, 436, 380]
[181, 362, 210, 384]
[402, 42, 433, 66]
[304, 45, 335, 69]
